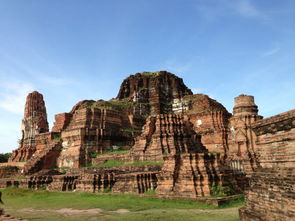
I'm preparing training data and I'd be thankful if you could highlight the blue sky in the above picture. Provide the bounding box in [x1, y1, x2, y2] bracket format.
[0, 0, 295, 153]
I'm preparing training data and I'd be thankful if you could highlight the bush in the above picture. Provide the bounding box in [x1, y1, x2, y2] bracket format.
[210, 184, 226, 197]
[89, 151, 98, 158]
[53, 134, 61, 140]
[40, 184, 47, 191]
[103, 187, 111, 193]
[226, 182, 237, 195]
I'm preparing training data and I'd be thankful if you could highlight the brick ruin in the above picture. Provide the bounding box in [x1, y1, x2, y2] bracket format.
[9, 91, 49, 162]
[0, 71, 294, 220]
[239, 110, 295, 220]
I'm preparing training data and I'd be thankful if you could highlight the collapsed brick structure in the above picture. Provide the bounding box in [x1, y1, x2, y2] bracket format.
[239, 110, 295, 221]
[1, 71, 294, 218]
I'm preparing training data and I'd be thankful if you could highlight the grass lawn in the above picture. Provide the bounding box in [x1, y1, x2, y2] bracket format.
[1, 187, 243, 221]
[95, 160, 164, 167]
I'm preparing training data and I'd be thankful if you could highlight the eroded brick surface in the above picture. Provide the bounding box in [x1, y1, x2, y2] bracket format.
[240, 109, 295, 221]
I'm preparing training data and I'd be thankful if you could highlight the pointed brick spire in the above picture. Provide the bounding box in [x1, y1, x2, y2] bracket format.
[9, 91, 49, 162]
[23, 91, 49, 139]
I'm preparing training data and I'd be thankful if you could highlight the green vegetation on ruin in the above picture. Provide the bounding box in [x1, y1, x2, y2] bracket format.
[99, 150, 130, 155]
[141, 71, 163, 78]
[97, 160, 125, 167]
[122, 127, 142, 133]
[52, 133, 61, 140]
[210, 184, 226, 197]
[138, 86, 148, 91]
[1, 187, 243, 221]
[144, 189, 156, 195]
[95, 160, 164, 167]
[80, 98, 134, 112]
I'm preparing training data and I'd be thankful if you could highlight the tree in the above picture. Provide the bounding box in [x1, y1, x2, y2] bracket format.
[0, 153, 12, 163]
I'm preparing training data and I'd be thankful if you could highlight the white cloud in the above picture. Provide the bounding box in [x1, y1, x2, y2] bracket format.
[234, 0, 265, 19]
[0, 50, 74, 87]
[191, 88, 203, 94]
[160, 59, 192, 76]
[39, 75, 72, 86]
[262, 44, 280, 57]
[0, 81, 35, 115]
[194, 0, 266, 21]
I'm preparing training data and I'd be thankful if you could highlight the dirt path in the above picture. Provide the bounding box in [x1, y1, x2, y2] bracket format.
[18, 207, 237, 215]
[5, 207, 239, 221]
[19, 207, 130, 215]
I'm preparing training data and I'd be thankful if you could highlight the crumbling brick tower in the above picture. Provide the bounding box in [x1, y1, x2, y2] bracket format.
[9, 91, 49, 162]
[228, 95, 262, 175]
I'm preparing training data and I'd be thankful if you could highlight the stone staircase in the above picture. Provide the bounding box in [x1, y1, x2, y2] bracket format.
[23, 140, 61, 174]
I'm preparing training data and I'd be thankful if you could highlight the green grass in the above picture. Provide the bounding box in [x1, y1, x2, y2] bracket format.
[99, 150, 130, 155]
[219, 195, 245, 208]
[141, 71, 162, 78]
[144, 189, 156, 195]
[1, 187, 242, 221]
[96, 160, 164, 167]
[98, 160, 125, 167]
[78, 98, 134, 112]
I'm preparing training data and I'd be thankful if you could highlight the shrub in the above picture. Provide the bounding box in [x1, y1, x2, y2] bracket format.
[210, 184, 226, 197]
[103, 186, 111, 193]
[53, 134, 61, 140]
[89, 151, 98, 158]
[40, 184, 47, 191]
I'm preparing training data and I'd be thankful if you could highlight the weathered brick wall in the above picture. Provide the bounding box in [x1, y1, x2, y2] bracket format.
[156, 153, 245, 198]
[52, 113, 72, 132]
[189, 111, 229, 153]
[44, 165, 161, 194]
[57, 108, 134, 168]
[252, 110, 295, 168]
[240, 168, 295, 221]
[131, 114, 206, 162]
[240, 109, 295, 221]
[92, 152, 131, 165]
[0, 166, 19, 178]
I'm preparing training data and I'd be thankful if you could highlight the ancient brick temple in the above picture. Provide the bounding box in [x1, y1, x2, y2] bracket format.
[239, 110, 295, 220]
[1, 71, 294, 220]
